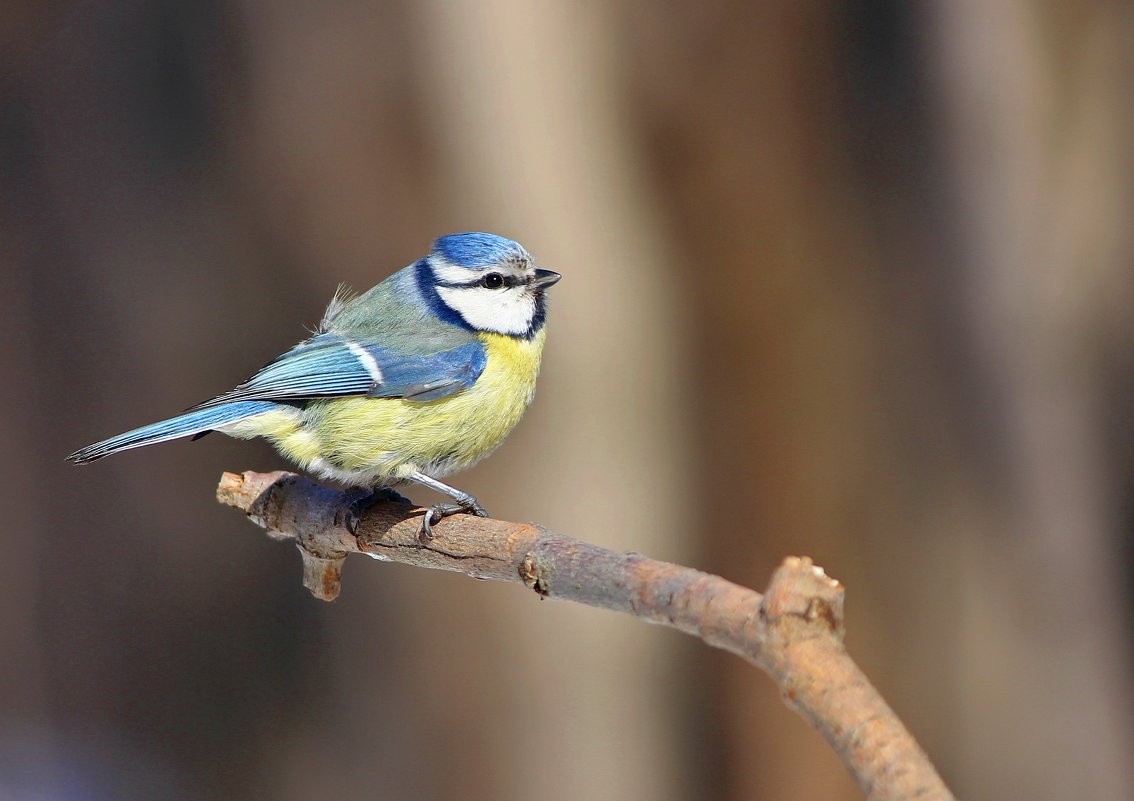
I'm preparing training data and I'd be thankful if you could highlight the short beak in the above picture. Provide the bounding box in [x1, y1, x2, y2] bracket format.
[531, 269, 561, 289]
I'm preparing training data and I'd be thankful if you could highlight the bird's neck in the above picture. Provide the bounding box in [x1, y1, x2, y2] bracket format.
[476, 327, 547, 399]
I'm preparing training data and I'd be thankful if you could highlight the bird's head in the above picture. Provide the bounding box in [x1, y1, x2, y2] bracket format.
[420, 232, 561, 338]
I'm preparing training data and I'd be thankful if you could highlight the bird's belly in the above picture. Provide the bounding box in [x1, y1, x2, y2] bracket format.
[258, 329, 546, 485]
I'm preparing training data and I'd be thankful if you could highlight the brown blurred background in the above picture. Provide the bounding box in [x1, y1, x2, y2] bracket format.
[3, 1, 1134, 799]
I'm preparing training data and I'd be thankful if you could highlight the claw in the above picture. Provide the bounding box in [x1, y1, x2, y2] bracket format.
[336, 489, 372, 535]
[419, 499, 489, 542]
[338, 487, 413, 535]
[403, 471, 489, 541]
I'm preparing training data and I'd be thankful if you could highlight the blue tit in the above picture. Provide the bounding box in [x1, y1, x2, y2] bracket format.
[69, 232, 561, 536]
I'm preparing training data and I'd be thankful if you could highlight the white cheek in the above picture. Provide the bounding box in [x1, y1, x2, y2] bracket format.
[436, 286, 535, 335]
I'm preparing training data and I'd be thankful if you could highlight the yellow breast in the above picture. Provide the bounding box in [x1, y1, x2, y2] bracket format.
[238, 328, 547, 484]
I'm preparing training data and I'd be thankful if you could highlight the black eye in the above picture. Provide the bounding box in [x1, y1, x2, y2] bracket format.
[481, 273, 504, 289]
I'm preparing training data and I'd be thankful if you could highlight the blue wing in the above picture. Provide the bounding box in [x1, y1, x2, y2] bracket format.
[67, 334, 485, 463]
[192, 332, 487, 409]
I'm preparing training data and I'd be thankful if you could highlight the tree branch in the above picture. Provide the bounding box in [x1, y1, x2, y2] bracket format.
[217, 470, 955, 801]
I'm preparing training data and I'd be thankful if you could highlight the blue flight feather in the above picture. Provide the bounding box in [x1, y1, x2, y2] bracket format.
[196, 333, 376, 405]
[67, 401, 278, 463]
[192, 334, 487, 408]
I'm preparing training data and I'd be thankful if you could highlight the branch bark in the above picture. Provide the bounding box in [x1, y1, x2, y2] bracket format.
[217, 469, 955, 801]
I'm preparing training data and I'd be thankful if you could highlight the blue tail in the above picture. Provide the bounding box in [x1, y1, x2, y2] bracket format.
[67, 401, 279, 463]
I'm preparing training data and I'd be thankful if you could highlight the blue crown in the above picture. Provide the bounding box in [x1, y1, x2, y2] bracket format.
[432, 232, 523, 269]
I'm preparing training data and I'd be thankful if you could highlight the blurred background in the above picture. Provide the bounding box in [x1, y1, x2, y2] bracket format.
[2, 1, 1133, 799]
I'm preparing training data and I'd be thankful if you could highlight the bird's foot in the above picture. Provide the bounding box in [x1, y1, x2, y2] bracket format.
[338, 487, 413, 535]
[420, 498, 489, 542]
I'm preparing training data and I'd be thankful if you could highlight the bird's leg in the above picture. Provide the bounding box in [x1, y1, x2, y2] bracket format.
[337, 486, 412, 535]
[407, 471, 489, 541]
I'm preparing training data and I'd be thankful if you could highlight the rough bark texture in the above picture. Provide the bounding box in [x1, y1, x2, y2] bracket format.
[218, 470, 954, 801]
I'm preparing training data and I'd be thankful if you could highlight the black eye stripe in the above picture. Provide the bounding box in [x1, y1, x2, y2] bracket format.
[436, 274, 524, 289]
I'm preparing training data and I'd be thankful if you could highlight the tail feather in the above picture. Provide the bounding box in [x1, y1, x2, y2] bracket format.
[67, 401, 278, 464]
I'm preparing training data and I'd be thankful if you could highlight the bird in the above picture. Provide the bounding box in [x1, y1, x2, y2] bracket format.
[68, 232, 561, 538]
